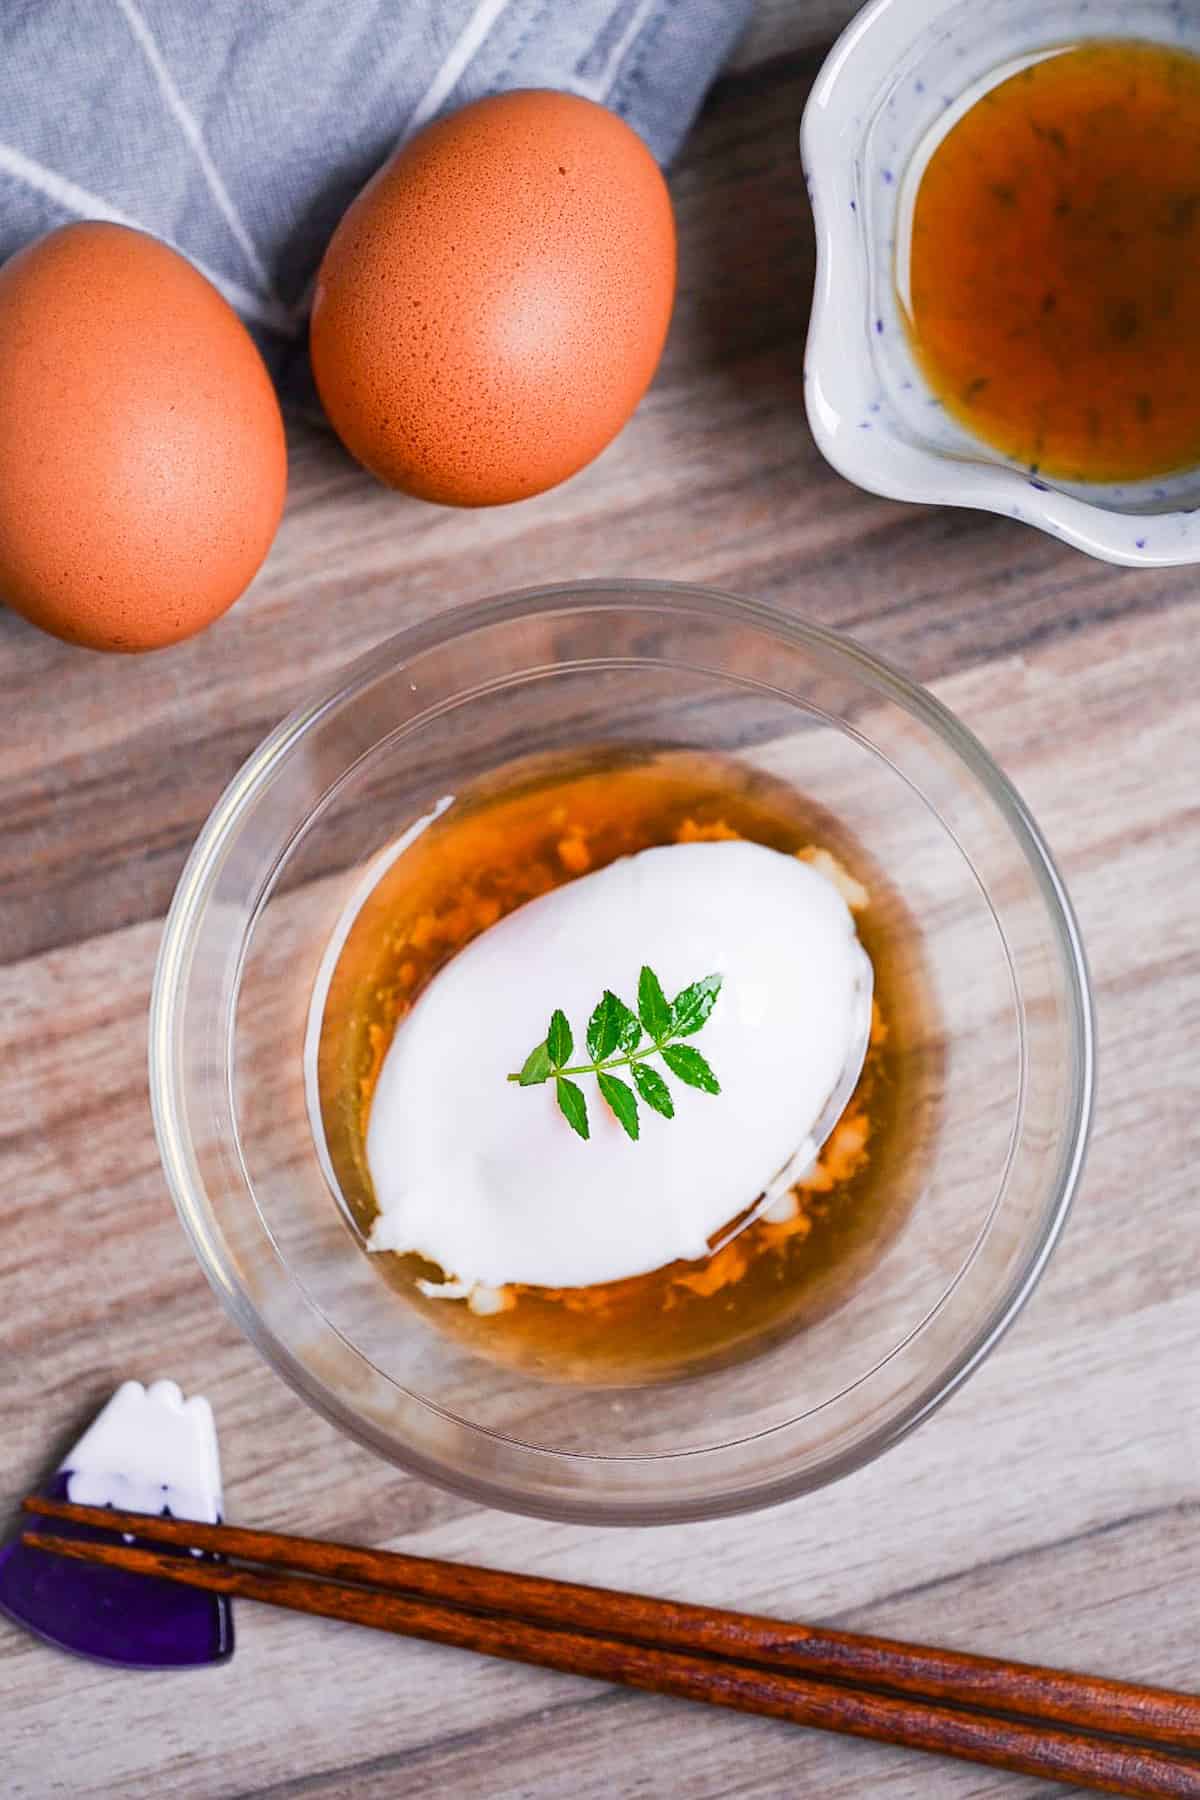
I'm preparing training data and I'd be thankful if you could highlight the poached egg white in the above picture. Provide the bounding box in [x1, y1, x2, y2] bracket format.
[366, 839, 872, 1291]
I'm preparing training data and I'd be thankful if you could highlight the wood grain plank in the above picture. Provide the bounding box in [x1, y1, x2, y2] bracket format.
[4, 595, 1199, 1798]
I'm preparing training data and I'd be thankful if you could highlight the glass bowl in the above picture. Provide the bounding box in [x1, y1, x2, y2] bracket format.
[802, 0, 1200, 566]
[150, 581, 1094, 1524]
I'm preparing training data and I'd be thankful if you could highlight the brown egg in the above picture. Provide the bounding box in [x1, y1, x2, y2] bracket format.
[310, 89, 676, 506]
[0, 222, 286, 652]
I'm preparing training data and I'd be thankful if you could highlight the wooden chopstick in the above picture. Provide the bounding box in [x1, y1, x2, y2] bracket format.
[21, 1501, 1200, 1800]
[25, 1495, 1200, 1751]
[22, 1532, 1199, 1799]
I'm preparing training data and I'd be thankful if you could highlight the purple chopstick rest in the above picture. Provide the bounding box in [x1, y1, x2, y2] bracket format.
[0, 1378, 233, 1668]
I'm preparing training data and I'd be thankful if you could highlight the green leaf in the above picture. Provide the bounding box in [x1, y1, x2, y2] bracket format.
[547, 1009, 573, 1068]
[613, 996, 643, 1053]
[516, 1041, 552, 1086]
[586, 990, 641, 1062]
[670, 972, 723, 1038]
[597, 1072, 640, 1140]
[660, 1043, 721, 1095]
[637, 965, 672, 1040]
[555, 1075, 590, 1139]
[630, 1061, 675, 1119]
[513, 962, 720, 1144]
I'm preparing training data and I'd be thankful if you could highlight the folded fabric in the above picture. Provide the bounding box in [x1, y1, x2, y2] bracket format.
[0, 0, 751, 400]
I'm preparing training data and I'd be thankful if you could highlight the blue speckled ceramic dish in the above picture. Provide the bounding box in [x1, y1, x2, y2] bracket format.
[802, 0, 1200, 566]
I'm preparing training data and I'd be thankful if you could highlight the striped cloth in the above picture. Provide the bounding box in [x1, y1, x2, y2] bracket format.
[0, 0, 751, 400]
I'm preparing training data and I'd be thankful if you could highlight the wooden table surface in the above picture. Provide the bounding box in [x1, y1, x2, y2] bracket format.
[3, 8, 1198, 1796]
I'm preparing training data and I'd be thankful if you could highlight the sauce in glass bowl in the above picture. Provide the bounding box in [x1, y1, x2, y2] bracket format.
[311, 748, 939, 1385]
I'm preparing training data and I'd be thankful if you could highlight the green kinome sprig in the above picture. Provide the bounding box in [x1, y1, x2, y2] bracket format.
[507, 966, 722, 1143]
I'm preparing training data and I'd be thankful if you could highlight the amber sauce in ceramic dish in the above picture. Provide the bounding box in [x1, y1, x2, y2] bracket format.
[902, 40, 1200, 483]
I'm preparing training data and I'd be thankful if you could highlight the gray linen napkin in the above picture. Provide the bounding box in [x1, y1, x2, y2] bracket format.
[0, 0, 751, 398]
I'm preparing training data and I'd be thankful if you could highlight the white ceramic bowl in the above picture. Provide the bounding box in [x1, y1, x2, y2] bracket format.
[802, 0, 1200, 566]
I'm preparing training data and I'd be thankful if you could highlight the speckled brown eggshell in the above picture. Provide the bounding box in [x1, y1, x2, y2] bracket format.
[309, 89, 676, 506]
[0, 222, 287, 652]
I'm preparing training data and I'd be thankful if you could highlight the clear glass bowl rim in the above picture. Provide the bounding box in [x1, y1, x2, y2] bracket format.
[150, 578, 1096, 1524]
